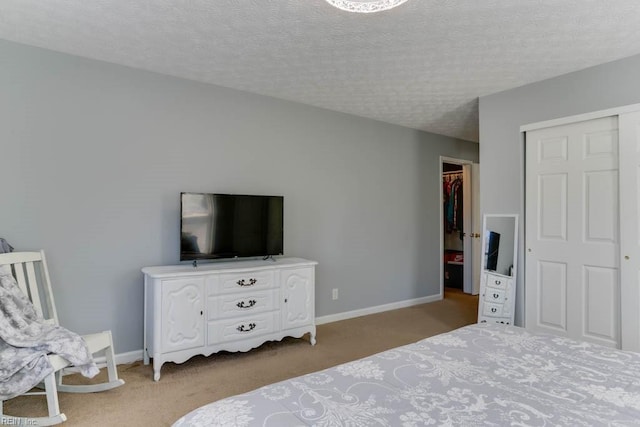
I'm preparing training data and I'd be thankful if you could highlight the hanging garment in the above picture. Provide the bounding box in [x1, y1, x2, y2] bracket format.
[446, 177, 462, 232]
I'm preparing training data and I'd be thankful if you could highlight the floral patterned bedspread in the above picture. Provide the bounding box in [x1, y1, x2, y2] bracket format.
[173, 323, 640, 426]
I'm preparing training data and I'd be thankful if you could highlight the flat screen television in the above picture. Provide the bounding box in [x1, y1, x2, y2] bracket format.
[180, 193, 283, 261]
[484, 231, 500, 272]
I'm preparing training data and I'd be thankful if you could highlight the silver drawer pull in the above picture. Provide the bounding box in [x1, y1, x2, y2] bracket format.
[237, 278, 257, 287]
[491, 307, 498, 313]
[237, 322, 256, 332]
[236, 299, 257, 309]
[494, 280, 502, 285]
[492, 293, 500, 299]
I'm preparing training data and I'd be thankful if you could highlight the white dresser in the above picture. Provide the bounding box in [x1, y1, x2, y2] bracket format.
[477, 271, 515, 325]
[143, 257, 317, 381]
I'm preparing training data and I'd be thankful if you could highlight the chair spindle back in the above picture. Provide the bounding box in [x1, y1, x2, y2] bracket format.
[0, 250, 59, 325]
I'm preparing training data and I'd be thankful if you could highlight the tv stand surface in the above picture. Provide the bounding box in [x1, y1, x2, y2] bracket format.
[142, 257, 317, 381]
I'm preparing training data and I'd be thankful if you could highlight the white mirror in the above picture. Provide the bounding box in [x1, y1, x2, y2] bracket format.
[482, 214, 518, 278]
[478, 214, 519, 325]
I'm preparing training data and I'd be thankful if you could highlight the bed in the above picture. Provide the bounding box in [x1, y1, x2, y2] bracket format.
[173, 323, 640, 426]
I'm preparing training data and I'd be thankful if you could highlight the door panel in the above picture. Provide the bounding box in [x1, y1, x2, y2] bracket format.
[526, 116, 621, 348]
[538, 174, 567, 241]
[583, 266, 619, 344]
[619, 111, 640, 351]
[537, 260, 567, 331]
[584, 170, 618, 243]
[584, 129, 617, 159]
[161, 278, 205, 353]
[281, 267, 314, 329]
[539, 136, 568, 162]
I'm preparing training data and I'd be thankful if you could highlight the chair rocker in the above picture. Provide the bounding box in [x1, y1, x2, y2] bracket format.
[0, 250, 124, 426]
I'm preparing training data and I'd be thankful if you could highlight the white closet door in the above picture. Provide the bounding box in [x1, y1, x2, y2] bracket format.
[525, 116, 620, 348]
[619, 111, 640, 352]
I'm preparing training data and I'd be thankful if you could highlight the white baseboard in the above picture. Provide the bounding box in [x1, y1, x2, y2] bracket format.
[94, 349, 145, 366]
[315, 294, 441, 325]
[114, 350, 145, 365]
[112, 294, 442, 365]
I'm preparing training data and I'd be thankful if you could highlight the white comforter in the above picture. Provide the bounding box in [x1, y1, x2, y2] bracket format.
[174, 323, 640, 426]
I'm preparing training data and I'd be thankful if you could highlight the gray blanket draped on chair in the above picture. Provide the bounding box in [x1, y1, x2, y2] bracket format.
[0, 239, 13, 254]
[0, 266, 99, 401]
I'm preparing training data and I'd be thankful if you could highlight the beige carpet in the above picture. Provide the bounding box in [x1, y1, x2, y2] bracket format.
[4, 289, 478, 426]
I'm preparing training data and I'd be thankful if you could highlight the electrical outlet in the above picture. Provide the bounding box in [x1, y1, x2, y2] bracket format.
[332, 288, 339, 300]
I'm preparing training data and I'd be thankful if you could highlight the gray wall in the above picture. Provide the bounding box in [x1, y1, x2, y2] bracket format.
[479, 53, 640, 326]
[1, 40, 478, 354]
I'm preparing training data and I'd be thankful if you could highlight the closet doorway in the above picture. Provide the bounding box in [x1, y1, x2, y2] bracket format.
[440, 157, 481, 297]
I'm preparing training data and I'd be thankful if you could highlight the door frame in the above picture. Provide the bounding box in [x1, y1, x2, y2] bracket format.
[439, 156, 480, 298]
[520, 103, 640, 134]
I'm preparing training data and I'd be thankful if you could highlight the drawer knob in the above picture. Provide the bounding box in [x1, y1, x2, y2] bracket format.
[494, 280, 501, 285]
[236, 299, 257, 309]
[492, 293, 499, 299]
[237, 278, 257, 287]
[237, 322, 257, 332]
[491, 308, 497, 313]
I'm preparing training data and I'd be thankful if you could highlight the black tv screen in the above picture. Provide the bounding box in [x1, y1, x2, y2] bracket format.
[485, 231, 500, 272]
[180, 193, 283, 261]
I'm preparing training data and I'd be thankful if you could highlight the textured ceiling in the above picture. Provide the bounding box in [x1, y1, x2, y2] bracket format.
[1, 1, 640, 142]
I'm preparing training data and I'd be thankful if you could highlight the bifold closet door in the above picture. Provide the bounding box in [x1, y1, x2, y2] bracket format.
[525, 116, 621, 348]
[619, 111, 640, 352]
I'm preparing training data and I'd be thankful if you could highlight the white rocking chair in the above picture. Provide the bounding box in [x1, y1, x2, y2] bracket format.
[0, 250, 124, 426]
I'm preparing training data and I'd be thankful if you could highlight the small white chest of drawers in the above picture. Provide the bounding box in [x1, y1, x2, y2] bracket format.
[477, 271, 515, 325]
[143, 257, 317, 380]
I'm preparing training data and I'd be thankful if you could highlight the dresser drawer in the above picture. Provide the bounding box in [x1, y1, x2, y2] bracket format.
[207, 311, 279, 345]
[207, 289, 279, 321]
[483, 272, 511, 290]
[483, 287, 506, 304]
[482, 301, 504, 317]
[215, 270, 275, 294]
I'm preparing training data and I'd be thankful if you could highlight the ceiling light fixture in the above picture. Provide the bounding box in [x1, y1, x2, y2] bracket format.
[325, 0, 410, 13]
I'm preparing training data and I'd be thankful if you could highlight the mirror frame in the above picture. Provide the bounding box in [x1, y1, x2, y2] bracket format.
[481, 214, 519, 278]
